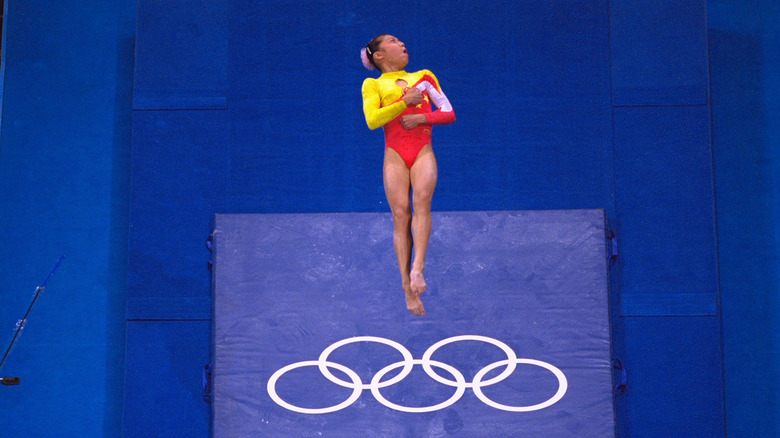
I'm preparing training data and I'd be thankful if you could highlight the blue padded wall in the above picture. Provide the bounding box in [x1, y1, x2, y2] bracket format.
[133, 0, 227, 110]
[0, 0, 135, 435]
[613, 106, 718, 316]
[125, 1, 228, 436]
[608, 1, 724, 435]
[622, 317, 725, 435]
[124, 321, 211, 437]
[128, 110, 228, 319]
[708, 1, 780, 435]
[608, 0, 725, 435]
[610, 0, 709, 106]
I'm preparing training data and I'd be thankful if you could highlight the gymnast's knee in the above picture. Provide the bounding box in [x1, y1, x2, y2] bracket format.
[412, 191, 434, 212]
[391, 204, 412, 225]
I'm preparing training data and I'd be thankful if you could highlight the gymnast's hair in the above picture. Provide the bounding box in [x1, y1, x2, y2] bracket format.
[360, 34, 387, 71]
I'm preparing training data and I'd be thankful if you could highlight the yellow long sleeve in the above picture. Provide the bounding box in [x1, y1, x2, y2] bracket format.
[362, 78, 408, 130]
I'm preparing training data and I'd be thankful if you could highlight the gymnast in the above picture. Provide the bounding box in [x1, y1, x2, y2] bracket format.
[360, 34, 456, 316]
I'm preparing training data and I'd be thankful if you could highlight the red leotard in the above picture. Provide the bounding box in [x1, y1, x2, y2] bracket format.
[362, 70, 455, 168]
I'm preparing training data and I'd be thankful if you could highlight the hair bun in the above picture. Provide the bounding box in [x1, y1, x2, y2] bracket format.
[360, 47, 376, 71]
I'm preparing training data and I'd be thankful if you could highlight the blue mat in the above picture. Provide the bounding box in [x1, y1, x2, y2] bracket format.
[211, 210, 614, 437]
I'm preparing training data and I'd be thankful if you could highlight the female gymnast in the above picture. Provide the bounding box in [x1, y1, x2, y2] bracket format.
[360, 34, 455, 316]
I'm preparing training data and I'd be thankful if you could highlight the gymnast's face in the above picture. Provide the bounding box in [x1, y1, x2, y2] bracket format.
[376, 35, 408, 71]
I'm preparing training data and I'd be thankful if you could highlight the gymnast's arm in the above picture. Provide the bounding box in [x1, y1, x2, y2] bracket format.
[417, 72, 456, 125]
[400, 73, 456, 130]
[362, 78, 409, 130]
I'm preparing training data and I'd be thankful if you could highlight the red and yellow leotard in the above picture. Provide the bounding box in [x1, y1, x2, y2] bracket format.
[362, 69, 455, 168]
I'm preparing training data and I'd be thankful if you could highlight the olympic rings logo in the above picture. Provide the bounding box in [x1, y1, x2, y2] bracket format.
[267, 335, 568, 414]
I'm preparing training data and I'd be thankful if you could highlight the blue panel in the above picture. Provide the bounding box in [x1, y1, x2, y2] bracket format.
[0, 0, 135, 435]
[708, 15, 780, 436]
[134, 0, 227, 109]
[211, 210, 614, 437]
[621, 317, 725, 436]
[620, 293, 717, 316]
[613, 106, 717, 313]
[124, 321, 211, 438]
[127, 297, 212, 320]
[128, 110, 228, 318]
[610, 0, 709, 106]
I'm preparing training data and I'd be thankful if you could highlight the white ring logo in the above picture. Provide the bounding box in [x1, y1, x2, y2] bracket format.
[267, 335, 568, 414]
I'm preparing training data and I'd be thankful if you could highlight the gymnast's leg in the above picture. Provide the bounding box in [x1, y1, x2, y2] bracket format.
[409, 144, 437, 297]
[383, 147, 424, 316]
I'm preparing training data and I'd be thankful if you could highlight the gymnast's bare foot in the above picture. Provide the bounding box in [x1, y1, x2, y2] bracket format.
[405, 286, 425, 316]
[410, 269, 426, 296]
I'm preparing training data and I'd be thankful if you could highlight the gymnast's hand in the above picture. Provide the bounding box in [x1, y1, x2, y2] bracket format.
[402, 87, 423, 106]
[400, 114, 427, 130]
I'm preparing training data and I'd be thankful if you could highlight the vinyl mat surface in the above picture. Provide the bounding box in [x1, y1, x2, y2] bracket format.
[211, 210, 614, 437]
